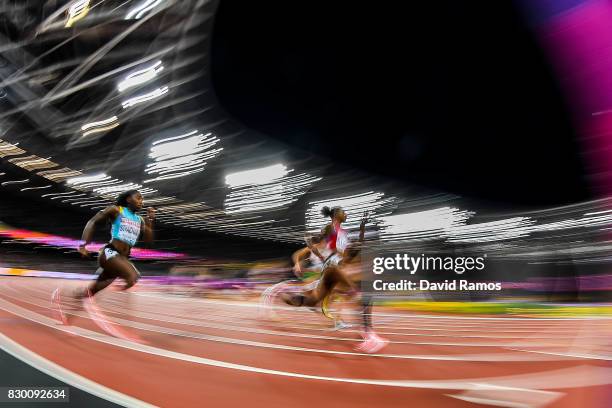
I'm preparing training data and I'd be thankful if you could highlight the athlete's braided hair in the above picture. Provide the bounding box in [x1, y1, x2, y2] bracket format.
[321, 206, 342, 219]
[115, 189, 139, 207]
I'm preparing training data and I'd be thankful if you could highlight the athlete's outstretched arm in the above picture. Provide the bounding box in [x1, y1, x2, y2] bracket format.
[305, 224, 332, 261]
[78, 206, 120, 257]
[359, 211, 369, 242]
[141, 207, 155, 243]
[342, 212, 370, 264]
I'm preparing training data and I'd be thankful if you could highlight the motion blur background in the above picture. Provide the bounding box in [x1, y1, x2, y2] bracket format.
[0, 0, 611, 305]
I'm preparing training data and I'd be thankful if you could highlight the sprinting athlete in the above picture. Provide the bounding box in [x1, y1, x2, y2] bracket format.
[281, 206, 387, 352]
[281, 206, 352, 308]
[52, 189, 154, 330]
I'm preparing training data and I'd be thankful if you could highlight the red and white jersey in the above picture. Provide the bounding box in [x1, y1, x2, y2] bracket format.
[307, 223, 351, 271]
[326, 224, 349, 255]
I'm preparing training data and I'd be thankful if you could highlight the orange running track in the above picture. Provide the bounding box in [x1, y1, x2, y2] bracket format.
[0, 276, 610, 407]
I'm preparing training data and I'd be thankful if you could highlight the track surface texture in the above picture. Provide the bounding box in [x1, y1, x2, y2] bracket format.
[0, 277, 610, 408]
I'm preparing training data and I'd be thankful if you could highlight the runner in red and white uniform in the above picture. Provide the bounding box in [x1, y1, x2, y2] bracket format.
[281, 206, 388, 352]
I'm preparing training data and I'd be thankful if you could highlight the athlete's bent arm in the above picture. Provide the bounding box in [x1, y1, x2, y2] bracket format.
[78, 206, 119, 257]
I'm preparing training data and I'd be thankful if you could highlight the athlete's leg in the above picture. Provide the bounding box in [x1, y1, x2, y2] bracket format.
[321, 293, 335, 319]
[321, 264, 360, 325]
[83, 253, 143, 342]
[100, 255, 140, 291]
[76, 248, 138, 298]
[76, 247, 120, 299]
[88, 268, 116, 296]
[281, 291, 306, 306]
[78, 249, 139, 300]
[279, 263, 355, 308]
[355, 292, 388, 353]
[361, 292, 373, 332]
[297, 266, 352, 307]
[317, 265, 355, 300]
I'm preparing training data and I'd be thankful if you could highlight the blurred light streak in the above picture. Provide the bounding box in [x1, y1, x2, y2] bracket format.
[121, 86, 168, 108]
[41, 191, 80, 198]
[1, 179, 30, 187]
[93, 182, 143, 195]
[225, 169, 321, 214]
[50, 193, 87, 200]
[144, 168, 205, 183]
[158, 202, 208, 212]
[117, 61, 164, 92]
[81, 116, 119, 137]
[447, 217, 535, 243]
[379, 207, 473, 242]
[20, 185, 52, 192]
[142, 196, 178, 205]
[534, 211, 612, 232]
[136, 188, 158, 196]
[225, 164, 288, 187]
[144, 131, 222, 183]
[126, 0, 165, 20]
[67, 174, 156, 201]
[584, 209, 612, 216]
[66, 173, 110, 186]
[74, 201, 110, 207]
[73, 180, 122, 190]
[65, 1, 91, 28]
[0, 223, 187, 260]
[61, 196, 105, 203]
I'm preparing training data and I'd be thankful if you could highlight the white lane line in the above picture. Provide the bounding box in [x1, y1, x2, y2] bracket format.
[446, 394, 560, 408]
[0, 332, 157, 408]
[1, 297, 612, 391]
[506, 348, 612, 361]
[0, 288, 568, 362]
[445, 383, 564, 408]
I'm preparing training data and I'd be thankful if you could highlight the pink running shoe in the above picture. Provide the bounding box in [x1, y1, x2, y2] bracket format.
[51, 288, 68, 325]
[355, 332, 389, 354]
[83, 291, 145, 344]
